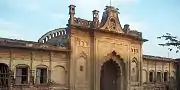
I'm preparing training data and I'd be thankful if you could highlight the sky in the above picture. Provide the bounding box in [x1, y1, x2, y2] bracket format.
[0, 0, 180, 58]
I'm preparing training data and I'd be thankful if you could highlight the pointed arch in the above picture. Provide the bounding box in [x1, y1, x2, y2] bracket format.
[130, 57, 139, 82]
[100, 51, 125, 90]
[101, 51, 124, 74]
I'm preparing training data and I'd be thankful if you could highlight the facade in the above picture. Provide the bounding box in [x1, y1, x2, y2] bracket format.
[0, 5, 178, 90]
[143, 55, 177, 90]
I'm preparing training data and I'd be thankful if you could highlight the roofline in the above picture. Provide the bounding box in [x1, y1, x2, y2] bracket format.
[70, 25, 148, 42]
[0, 38, 70, 52]
[143, 54, 175, 62]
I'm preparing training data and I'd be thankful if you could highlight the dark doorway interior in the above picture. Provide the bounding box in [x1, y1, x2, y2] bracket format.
[100, 59, 120, 90]
[0, 63, 9, 89]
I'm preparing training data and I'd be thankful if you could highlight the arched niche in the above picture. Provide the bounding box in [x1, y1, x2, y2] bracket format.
[76, 52, 87, 83]
[142, 69, 147, 83]
[51, 65, 66, 85]
[130, 57, 139, 82]
[156, 70, 162, 82]
[163, 70, 169, 82]
[149, 70, 155, 82]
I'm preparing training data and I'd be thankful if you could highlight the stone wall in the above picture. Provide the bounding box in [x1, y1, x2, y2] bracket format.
[142, 58, 176, 90]
[0, 47, 69, 90]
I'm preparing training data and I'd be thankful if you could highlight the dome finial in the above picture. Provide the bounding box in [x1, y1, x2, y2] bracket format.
[110, 0, 112, 6]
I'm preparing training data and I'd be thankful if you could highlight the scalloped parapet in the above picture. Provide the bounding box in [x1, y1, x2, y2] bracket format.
[38, 28, 68, 47]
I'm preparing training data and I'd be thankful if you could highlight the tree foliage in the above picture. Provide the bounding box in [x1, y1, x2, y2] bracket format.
[157, 33, 180, 53]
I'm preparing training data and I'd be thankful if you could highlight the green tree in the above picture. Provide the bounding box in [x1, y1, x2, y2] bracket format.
[157, 33, 180, 53]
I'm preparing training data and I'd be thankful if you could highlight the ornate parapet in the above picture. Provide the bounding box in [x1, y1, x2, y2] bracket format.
[73, 17, 93, 28]
[127, 30, 142, 38]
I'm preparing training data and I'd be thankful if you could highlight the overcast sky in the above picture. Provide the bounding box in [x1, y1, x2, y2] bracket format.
[0, 0, 180, 58]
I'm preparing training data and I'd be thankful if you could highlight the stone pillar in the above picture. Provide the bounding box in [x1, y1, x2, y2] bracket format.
[48, 52, 52, 89]
[30, 52, 35, 89]
[9, 49, 13, 90]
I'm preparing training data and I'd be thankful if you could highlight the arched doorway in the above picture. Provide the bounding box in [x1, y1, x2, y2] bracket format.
[100, 59, 121, 90]
[0, 63, 9, 89]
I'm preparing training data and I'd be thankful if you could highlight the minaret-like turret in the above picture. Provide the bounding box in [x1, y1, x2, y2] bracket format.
[69, 5, 76, 25]
[92, 10, 99, 28]
[123, 24, 130, 33]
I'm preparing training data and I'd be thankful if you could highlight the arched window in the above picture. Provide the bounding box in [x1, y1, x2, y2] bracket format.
[156, 71, 162, 82]
[0, 63, 9, 88]
[43, 39, 46, 43]
[149, 71, 154, 82]
[172, 71, 176, 79]
[56, 32, 59, 36]
[15, 64, 29, 85]
[131, 58, 138, 82]
[62, 30, 66, 35]
[164, 71, 168, 82]
[59, 31, 62, 35]
[53, 33, 56, 37]
[36, 65, 48, 84]
[49, 35, 51, 39]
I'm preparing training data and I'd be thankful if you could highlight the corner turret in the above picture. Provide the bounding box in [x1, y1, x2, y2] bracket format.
[92, 10, 99, 28]
[69, 5, 76, 24]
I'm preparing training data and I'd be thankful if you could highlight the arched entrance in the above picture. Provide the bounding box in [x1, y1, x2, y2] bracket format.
[0, 63, 9, 89]
[100, 59, 121, 90]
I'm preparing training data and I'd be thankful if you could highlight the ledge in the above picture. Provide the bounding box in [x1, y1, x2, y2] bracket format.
[0, 38, 70, 52]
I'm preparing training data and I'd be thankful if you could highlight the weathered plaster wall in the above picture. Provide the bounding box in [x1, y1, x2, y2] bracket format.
[0, 47, 68, 90]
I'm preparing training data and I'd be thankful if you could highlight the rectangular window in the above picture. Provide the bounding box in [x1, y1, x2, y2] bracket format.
[36, 68, 47, 84]
[16, 67, 28, 84]
[149, 72, 153, 82]
[164, 72, 168, 82]
[157, 72, 161, 82]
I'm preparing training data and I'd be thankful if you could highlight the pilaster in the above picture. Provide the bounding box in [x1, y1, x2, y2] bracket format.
[90, 31, 95, 90]
[9, 49, 13, 90]
[48, 52, 52, 87]
[30, 51, 34, 88]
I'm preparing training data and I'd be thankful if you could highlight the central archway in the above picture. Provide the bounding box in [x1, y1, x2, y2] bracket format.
[100, 59, 121, 90]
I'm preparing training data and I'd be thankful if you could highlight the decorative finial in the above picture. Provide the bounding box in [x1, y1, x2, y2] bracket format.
[110, 0, 112, 6]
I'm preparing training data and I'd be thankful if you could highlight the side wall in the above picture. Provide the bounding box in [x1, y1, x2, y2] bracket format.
[0, 47, 69, 90]
[142, 59, 176, 90]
